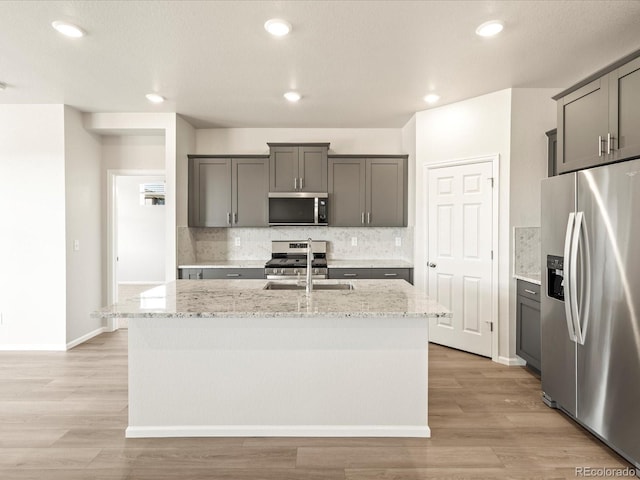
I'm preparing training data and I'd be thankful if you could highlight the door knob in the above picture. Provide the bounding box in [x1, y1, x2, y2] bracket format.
[428, 262, 437, 268]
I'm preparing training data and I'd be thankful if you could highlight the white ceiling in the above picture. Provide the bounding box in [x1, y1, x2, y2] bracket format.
[1, 1, 639, 128]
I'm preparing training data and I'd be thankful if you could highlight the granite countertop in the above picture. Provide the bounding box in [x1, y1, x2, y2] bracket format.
[178, 260, 267, 269]
[178, 259, 414, 269]
[514, 273, 541, 285]
[327, 259, 413, 269]
[94, 279, 449, 319]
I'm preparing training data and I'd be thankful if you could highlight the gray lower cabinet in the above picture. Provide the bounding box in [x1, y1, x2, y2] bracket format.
[516, 280, 541, 372]
[179, 268, 265, 280]
[556, 52, 640, 174]
[188, 156, 269, 227]
[268, 143, 329, 192]
[328, 156, 407, 227]
[329, 268, 413, 284]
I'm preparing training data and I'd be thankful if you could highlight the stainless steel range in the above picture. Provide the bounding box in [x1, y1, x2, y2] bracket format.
[265, 240, 327, 280]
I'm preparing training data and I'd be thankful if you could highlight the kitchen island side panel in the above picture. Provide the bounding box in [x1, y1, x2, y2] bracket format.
[127, 315, 429, 437]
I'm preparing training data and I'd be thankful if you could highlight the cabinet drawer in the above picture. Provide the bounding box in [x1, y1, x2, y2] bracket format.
[517, 280, 540, 302]
[328, 268, 370, 280]
[203, 268, 265, 279]
[179, 268, 203, 279]
[368, 268, 412, 283]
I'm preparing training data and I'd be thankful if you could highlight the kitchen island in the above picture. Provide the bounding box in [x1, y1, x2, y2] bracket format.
[95, 279, 449, 438]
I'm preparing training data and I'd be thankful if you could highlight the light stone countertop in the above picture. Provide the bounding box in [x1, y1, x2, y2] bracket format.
[178, 260, 267, 269]
[514, 273, 542, 285]
[178, 259, 413, 269]
[94, 279, 449, 319]
[327, 259, 413, 269]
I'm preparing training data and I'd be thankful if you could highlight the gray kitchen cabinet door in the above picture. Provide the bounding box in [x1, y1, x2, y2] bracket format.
[328, 157, 366, 226]
[269, 146, 299, 192]
[232, 158, 269, 227]
[299, 146, 328, 192]
[366, 157, 405, 226]
[190, 158, 232, 227]
[516, 280, 541, 372]
[328, 268, 370, 280]
[557, 78, 610, 174]
[610, 56, 640, 162]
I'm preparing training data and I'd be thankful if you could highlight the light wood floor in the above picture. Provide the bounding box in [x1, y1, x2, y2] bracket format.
[0, 331, 633, 479]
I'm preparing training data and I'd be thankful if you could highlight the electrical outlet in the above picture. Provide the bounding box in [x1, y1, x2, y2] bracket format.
[234, 237, 241, 247]
[351, 237, 358, 247]
[395, 237, 402, 247]
[73, 239, 80, 251]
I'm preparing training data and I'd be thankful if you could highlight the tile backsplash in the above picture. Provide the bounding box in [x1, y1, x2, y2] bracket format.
[513, 226, 540, 275]
[177, 226, 413, 264]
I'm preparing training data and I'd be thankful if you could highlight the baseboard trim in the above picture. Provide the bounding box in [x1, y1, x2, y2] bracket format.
[126, 425, 431, 438]
[497, 355, 527, 366]
[66, 327, 106, 350]
[0, 344, 66, 351]
[117, 281, 164, 285]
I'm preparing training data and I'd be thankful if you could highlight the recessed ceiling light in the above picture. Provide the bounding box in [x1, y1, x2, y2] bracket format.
[145, 93, 165, 104]
[284, 91, 301, 102]
[423, 94, 440, 104]
[51, 21, 85, 38]
[475, 20, 504, 37]
[265, 19, 292, 36]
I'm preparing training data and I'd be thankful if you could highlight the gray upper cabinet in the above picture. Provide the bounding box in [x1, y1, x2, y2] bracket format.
[557, 78, 609, 174]
[327, 158, 366, 226]
[268, 143, 329, 192]
[188, 155, 268, 227]
[328, 155, 407, 227]
[556, 51, 640, 174]
[610, 56, 640, 162]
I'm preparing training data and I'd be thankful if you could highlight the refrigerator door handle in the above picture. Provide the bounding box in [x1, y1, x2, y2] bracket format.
[564, 212, 578, 342]
[573, 212, 590, 346]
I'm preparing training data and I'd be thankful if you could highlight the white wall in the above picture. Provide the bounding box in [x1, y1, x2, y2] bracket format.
[415, 89, 512, 362]
[64, 106, 104, 345]
[402, 115, 417, 228]
[0, 105, 67, 349]
[101, 135, 166, 171]
[195, 128, 404, 154]
[116, 175, 166, 282]
[509, 88, 558, 357]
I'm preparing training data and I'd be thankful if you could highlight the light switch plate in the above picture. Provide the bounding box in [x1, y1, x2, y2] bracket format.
[234, 237, 241, 247]
[395, 237, 402, 247]
[351, 237, 358, 247]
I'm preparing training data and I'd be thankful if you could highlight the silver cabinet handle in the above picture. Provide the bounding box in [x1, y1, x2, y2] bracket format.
[343, 273, 357, 277]
[294, 177, 298, 190]
[524, 289, 537, 295]
[428, 262, 437, 268]
[384, 273, 398, 277]
[197, 270, 203, 279]
[361, 212, 365, 224]
[226, 273, 240, 277]
[233, 212, 238, 224]
[607, 133, 614, 154]
[300, 177, 304, 190]
[227, 212, 231, 224]
[598, 136, 604, 157]
[367, 212, 371, 224]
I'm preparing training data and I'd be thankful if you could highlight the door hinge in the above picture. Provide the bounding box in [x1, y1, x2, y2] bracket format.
[488, 177, 494, 188]
[490, 322, 493, 332]
[490, 250, 493, 260]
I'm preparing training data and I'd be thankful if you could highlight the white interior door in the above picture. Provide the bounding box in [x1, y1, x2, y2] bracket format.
[427, 160, 494, 357]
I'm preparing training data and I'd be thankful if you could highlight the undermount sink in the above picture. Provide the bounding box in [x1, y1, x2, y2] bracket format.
[263, 281, 355, 291]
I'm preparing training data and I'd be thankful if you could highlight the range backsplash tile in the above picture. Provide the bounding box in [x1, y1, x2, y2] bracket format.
[514, 226, 540, 275]
[178, 226, 413, 263]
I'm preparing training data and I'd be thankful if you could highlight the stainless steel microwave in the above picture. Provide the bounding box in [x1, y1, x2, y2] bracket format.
[268, 192, 328, 226]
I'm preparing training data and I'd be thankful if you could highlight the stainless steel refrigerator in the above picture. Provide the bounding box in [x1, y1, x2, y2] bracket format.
[541, 158, 640, 470]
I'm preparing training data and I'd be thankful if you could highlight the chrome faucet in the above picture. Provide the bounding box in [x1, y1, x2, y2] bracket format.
[306, 237, 313, 294]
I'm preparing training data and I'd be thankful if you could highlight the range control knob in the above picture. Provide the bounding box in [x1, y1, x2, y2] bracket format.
[313, 268, 319, 275]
